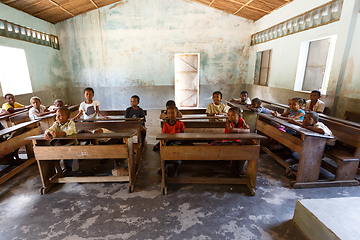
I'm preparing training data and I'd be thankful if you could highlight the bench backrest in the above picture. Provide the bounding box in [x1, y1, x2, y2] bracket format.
[344, 111, 360, 123]
[102, 110, 147, 117]
[262, 104, 286, 114]
[9, 111, 30, 125]
[160, 109, 207, 115]
[75, 121, 141, 132]
[320, 118, 360, 148]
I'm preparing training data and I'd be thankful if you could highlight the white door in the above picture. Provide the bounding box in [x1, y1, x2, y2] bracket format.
[175, 54, 199, 107]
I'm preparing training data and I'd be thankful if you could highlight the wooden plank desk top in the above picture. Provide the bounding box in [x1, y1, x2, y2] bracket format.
[0, 109, 29, 120]
[156, 133, 266, 141]
[26, 132, 136, 141]
[75, 117, 143, 122]
[258, 113, 333, 139]
[260, 99, 289, 109]
[0, 120, 39, 136]
[161, 116, 227, 120]
[319, 113, 360, 129]
[224, 100, 251, 112]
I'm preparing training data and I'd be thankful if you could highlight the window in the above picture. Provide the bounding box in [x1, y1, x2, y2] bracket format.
[294, 36, 336, 94]
[254, 49, 271, 86]
[0, 46, 33, 96]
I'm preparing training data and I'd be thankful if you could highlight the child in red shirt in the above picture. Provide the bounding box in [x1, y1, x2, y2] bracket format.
[159, 106, 185, 176]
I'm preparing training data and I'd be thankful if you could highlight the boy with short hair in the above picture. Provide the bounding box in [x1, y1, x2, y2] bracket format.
[125, 95, 146, 141]
[231, 91, 251, 105]
[2, 93, 30, 113]
[29, 96, 54, 120]
[247, 98, 271, 114]
[159, 100, 182, 119]
[305, 90, 325, 113]
[44, 107, 77, 180]
[206, 91, 227, 117]
[289, 111, 335, 148]
[48, 99, 65, 112]
[71, 87, 108, 120]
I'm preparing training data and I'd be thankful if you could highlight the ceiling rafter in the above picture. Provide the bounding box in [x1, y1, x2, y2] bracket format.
[48, 0, 74, 16]
[226, 0, 270, 13]
[234, 0, 255, 15]
[209, 0, 216, 7]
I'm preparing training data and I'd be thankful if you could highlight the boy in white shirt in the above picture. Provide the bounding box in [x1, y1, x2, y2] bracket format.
[231, 91, 251, 105]
[305, 90, 325, 113]
[206, 91, 228, 119]
[71, 87, 108, 120]
[29, 96, 54, 120]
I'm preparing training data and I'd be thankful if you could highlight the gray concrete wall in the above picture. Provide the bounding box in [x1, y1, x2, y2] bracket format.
[55, 0, 253, 108]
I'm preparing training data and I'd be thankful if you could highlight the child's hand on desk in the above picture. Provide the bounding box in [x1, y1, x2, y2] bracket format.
[44, 132, 52, 140]
[271, 111, 278, 117]
[102, 116, 109, 119]
[288, 119, 298, 124]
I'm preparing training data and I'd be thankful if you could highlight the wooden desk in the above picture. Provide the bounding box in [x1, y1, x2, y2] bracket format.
[26, 131, 138, 194]
[156, 133, 266, 195]
[255, 114, 357, 188]
[319, 113, 360, 129]
[0, 121, 40, 185]
[0, 109, 29, 128]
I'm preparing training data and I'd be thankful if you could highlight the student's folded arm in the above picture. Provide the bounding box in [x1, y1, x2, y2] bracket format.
[303, 125, 325, 134]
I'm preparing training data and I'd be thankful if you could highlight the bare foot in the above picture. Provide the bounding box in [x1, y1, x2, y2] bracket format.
[49, 171, 64, 181]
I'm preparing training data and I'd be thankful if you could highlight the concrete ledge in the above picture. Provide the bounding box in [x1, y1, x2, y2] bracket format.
[293, 197, 360, 240]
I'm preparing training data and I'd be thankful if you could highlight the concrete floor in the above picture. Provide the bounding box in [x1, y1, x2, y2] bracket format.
[1, 109, 360, 240]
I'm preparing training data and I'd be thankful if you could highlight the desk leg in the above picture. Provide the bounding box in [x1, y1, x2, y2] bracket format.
[160, 140, 167, 195]
[37, 160, 56, 195]
[127, 138, 136, 193]
[294, 136, 326, 186]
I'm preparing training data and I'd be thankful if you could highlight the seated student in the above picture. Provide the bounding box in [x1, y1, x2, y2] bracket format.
[159, 106, 186, 176]
[154, 100, 182, 151]
[2, 93, 30, 113]
[305, 90, 325, 113]
[231, 91, 252, 105]
[44, 107, 77, 180]
[289, 111, 335, 149]
[159, 100, 182, 119]
[125, 95, 146, 141]
[247, 98, 271, 114]
[71, 87, 108, 121]
[48, 99, 68, 112]
[271, 97, 305, 121]
[206, 91, 228, 119]
[29, 96, 54, 121]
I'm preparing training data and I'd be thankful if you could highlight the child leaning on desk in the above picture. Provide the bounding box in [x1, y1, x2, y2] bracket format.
[271, 97, 305, 121]
[71, 87, 108, 121]
[29, 96, 55, 120]
[44, 107, 77, 180]
[2, 93, 31, 113]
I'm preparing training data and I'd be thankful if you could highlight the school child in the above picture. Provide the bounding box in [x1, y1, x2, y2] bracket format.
[289, 111, 335, 148]
[271, 97, 305, 121]
[206, 91, 228, 117]
[71, 87, 108, 121]
[28, 96, 54, 121]
[2, 93, 30, 113]
[159, 106, 186, 176]
[125, 95, 146, 141]
[44, 108, 77, 180]
[48, 99, 65, 112]
[305, 90, 325, 113]
[154, 100, 182, 151]
[159, 100, 182, 119]
[247, 98, 271, 114]
[231, 91, 252, 105]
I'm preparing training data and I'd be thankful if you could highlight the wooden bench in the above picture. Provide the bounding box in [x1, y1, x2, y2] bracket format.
[0, 121, 40, 185]
[255, 113, 357, 188]
[26, 131, 138, 194]
[157, 132, 265, 195]
[0, 109, 29, 128]
[319, 118, 360, 180]
[260, 99, 288, 114]
[102, 109, 147, 117]
[160, 109, 206, 115]
[344, 111, 360, 124]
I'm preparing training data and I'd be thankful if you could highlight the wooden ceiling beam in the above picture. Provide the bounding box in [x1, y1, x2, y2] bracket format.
[89, 0, 99, 8]
[48, 0, 74, 16]
[234, 0, 254, 15]
[226, 0, 270, 13]
[33, 6, 58, 16]
[209, 0, 216, 7]
[21, 0, 48, 11]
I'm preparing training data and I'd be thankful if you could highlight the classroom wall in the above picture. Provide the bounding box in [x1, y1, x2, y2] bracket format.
[55, 0, 253, 109]
[0, 3, 67, 106]
[246, 0, 360, 117]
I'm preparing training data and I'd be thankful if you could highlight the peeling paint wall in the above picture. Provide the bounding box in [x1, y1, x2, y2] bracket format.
[56, 0, 253, 109]
[0, 3, 67, 106]
[247, 0, 360, 117]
